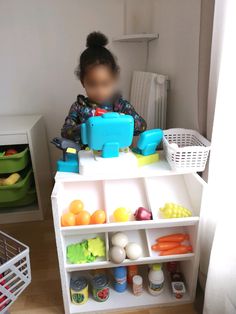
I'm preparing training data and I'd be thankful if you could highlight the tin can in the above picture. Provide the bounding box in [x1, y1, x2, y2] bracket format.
[91, 274, 109, 302]
[70, 276, 88, 305]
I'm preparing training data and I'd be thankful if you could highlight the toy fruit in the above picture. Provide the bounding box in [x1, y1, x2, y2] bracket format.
[111, 232, 128, 248]
[76, 211, 91, 225]
[113, 207, 130, 222]
[0, 173, 21, 186]
[69, 200, 84, 215]
[91, 210, 106, 224]
[125, 242, 142, 260]
[134, 207, 152, 221]
[5, 148, 17, 156]
[159, 203, 192, 218]
[110, 246, 126, 264]
[61, 212, 76, 227]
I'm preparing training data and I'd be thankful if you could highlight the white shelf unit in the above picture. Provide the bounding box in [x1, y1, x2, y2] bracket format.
[0, 115, 52, 224]
[51, 157, 206, 314]
[113, 33, 159, 42]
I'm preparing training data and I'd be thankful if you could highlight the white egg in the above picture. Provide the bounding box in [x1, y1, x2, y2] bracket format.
[111, 232, 129, 248]
[125, 242, 142, 260]
[110, 246, 126, 264]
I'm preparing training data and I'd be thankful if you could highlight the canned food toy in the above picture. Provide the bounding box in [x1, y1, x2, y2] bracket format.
[91, 274, 109, 302]
[70, 276, 88, 305]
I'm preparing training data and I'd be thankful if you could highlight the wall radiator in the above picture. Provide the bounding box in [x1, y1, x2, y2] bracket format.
[130, 71, 168, 130]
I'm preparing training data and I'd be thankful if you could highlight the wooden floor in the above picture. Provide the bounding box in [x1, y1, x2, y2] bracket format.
[1, 219, 201, 314]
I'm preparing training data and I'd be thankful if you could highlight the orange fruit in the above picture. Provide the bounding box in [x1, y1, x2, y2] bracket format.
[61, 212, 76, 227]
[75, 210, 91, 225]
[91, 210, 106, 224]
[69, 200, 84, 215]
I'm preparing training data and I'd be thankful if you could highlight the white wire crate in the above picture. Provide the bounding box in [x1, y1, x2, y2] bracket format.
[0, 231, 31, 313]
[163, 128, 211, 172]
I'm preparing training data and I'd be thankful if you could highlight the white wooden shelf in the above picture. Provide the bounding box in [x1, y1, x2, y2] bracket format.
[51, 158, 205, 314]
[69, 278, 191, 314]
[0, 115, 52, 224]
[113, 33, 159, 42]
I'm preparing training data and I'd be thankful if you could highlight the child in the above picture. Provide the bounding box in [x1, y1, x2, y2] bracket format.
[61, 31, 146, 145]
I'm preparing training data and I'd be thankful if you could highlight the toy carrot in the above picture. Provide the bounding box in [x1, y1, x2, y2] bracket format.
[156, 233, 189, 243]
[159, 245, 192, 256]
[151, 242, 180, 251]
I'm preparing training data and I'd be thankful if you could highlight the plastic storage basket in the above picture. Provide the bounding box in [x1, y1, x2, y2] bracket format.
[0, 231, 31, 312]
[163, 128, 211, 172]
[0, 169, 33, 203]
[0, 148, 29, 174]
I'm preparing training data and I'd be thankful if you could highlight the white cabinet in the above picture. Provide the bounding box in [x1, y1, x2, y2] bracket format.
[0, 115, 52, 223]
[51, 159, 206, 314]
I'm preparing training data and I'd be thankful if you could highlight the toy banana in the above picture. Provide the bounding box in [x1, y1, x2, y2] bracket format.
[0, 173, 21, 186]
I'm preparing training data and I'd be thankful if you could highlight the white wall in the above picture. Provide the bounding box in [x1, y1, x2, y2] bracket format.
[148, 0, 201, 129]
[0, 0, 146, 170]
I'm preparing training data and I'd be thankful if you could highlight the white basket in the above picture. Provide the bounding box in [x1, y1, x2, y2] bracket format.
[163, 128, 211, 172]
[0, 231, 31, 313]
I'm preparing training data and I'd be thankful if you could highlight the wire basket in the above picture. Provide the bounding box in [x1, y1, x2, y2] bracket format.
[163, 128, 211, 172]
[0, 231, 31, 313]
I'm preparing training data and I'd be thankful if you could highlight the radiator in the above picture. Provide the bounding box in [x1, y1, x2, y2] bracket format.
[130, 71, 168, 130]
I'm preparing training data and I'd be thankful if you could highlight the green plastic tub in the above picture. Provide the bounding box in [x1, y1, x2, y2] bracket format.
[0, 147, 29, 174]
[0, 168, 33, 203]
[0, 187, 37, 208]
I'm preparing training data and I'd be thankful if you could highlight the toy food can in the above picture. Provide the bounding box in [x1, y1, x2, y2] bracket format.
[70, 276, 88, 305]
[91, 274, 109, 302]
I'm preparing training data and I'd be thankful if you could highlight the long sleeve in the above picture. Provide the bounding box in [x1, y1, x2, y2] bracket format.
[61, 98, 94, 144]
[115, 96, 147, 135]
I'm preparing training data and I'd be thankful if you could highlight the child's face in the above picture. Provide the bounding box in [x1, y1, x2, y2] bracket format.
[82, 65, 118, 104]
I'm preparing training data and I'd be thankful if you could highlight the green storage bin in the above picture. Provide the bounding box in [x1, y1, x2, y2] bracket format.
[0, 147, 29, 174]
[0, 168, 33, 203]
[0, 187, 37, 208]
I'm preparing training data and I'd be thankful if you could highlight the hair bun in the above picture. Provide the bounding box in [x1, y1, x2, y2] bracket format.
[86, 31, 108, 48]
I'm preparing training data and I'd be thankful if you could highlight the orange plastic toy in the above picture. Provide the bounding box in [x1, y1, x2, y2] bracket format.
[159, 245, 192, 256]
[75, 210, 91, 225]
[157, 233, 189, 243]
[69, 200, 84, 215]
[61, 212, 76, 227]
[91, 210, 106, 224]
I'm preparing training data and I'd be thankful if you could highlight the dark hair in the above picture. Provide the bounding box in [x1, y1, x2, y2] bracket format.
[75, 31, 119, 82]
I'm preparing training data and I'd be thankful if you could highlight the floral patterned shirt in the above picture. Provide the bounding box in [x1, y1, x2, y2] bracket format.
[61, 94, 147, 145]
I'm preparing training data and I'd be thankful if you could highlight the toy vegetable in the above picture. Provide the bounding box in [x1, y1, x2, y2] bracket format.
[159, 245, 192, 256]
[152, 233, 192, 256]
[157, 233, 189, 243]
[134, 207, 152, 221]
[151, 242, 180, 251]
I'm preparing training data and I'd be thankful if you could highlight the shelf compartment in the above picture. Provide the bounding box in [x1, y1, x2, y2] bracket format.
[146, 226, 195, 259]
[103, 178, 150, 223]
[144, 174, 202, 221]
[63, 232, 109, 269]
[67, 265, 192, 314]
[57, 180, 107, 222]
[108, 229, 149, 262]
